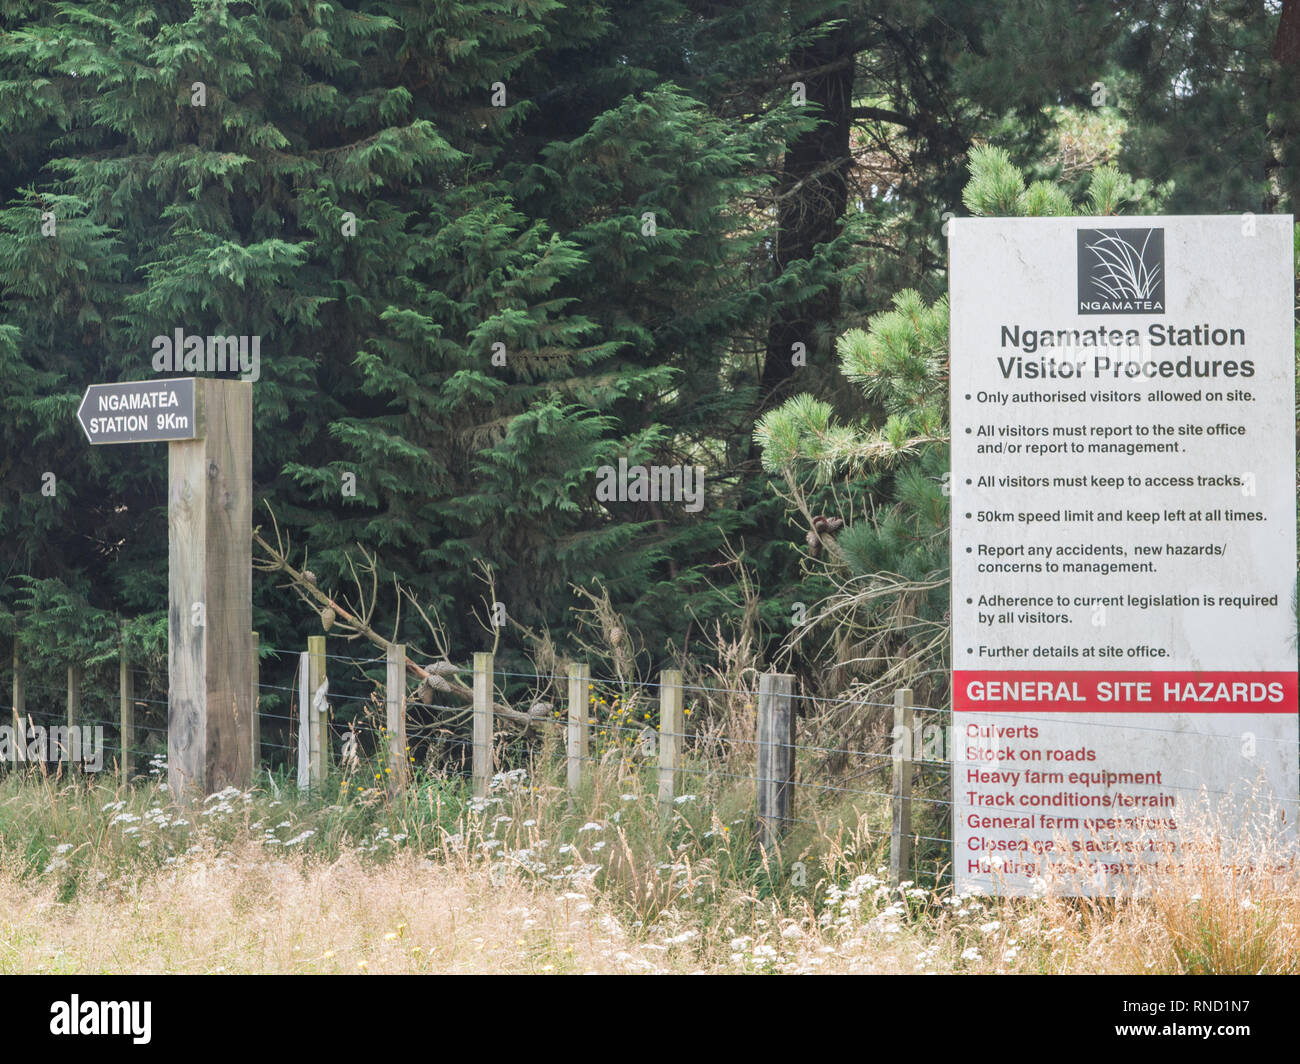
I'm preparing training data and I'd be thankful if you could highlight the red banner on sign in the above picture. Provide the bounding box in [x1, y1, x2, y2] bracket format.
[952, 670, 1299, 712]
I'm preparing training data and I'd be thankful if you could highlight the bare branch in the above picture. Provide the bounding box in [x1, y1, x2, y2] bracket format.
[251, 504, 555, 731]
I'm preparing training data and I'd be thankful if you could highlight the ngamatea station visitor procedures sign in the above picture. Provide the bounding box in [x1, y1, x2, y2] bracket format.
[949, 216, 1299, 895]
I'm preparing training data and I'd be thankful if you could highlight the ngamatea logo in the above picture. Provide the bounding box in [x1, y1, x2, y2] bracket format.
[1076, 227, 1165, 314]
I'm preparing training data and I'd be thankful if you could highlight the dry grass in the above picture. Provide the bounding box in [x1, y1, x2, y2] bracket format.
[0, 843, 657, 974]
[1, 762, 1296, 973]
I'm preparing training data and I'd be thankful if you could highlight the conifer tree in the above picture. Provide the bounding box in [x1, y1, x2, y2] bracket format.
[755, 147, 1165, 705]
[0, 0, 558, 667]
[0, 0, 1168, 688]
[1114, 0, 1297, 212]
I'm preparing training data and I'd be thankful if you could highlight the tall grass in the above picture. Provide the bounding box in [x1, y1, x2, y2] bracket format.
[1, 743, 1296, 973]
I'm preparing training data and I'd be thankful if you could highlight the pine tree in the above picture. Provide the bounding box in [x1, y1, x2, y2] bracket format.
[755, 147, 1166, 706]
[1114, 1, 1295, 212]
[0, 1, 803, 680]
[0, 0, 1171, 695]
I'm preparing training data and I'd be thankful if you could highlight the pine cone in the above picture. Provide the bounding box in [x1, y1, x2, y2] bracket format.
[529, 701, 552, 719]
[806, 515, 844, 557]
[320, 607, 335, 631]
[303, 570, 317, 586]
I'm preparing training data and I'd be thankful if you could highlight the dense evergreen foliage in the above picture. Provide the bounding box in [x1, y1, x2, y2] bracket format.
[756, 147, 1167, 707]
[0, 0, 1296, 692]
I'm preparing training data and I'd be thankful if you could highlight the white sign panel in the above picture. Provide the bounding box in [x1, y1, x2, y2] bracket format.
[950, 215, 1298, 895]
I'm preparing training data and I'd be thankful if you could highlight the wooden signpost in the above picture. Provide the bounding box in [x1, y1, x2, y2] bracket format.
[79, 377, 253, 799]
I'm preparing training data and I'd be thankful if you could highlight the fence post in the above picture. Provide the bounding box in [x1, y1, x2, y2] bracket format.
[308, 635, 328, 786]
[66, 663, 82, 769]
[472, 652, 494, 798]
[567, 662, 590, 795]
[756, 672, 795, 851]
[890, 687, 915, 885]
[297, 651, 310, 791]
[119, 640, 134, 782]
[67, 662, 81, 729]
[249, 632, 260, 773]
[386, 643, 408, 795]
[658, 669, 683, 813]
[11, 642, 24, 767]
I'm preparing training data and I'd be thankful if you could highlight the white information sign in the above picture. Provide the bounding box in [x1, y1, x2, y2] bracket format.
[950, 215, 1298, 895]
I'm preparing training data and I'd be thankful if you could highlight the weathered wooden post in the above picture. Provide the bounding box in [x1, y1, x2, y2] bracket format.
[10, 642, 24, 767]
[119, 640, 134, 782]
[472, 652, 494, 798]
[386, 643, 408, 795]
[160, 379, 252, 799]
[308, 635, 328, 786]
[249, 632, 260, 772]
[890, 688, 915, 885]
[66, 664, 81, 731]
[66, 664, 82, 768]
[756, 672, 796, 851]
[79, 377, 253, 797]
[297, 650, 310, 791]
[658, 669, 683, 812]
[567, 663, 590, 795]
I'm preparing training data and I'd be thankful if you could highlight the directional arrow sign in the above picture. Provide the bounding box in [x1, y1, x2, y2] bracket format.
[77, 378, 199, 444]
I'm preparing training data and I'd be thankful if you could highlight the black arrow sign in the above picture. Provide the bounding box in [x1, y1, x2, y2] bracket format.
[77, 379, 199, 444]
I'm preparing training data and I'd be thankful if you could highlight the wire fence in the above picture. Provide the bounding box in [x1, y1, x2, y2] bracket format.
[3, 645, 1297, 890]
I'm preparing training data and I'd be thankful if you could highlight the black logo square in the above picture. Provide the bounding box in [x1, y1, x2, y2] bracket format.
[1077, 228, 1165, 314]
